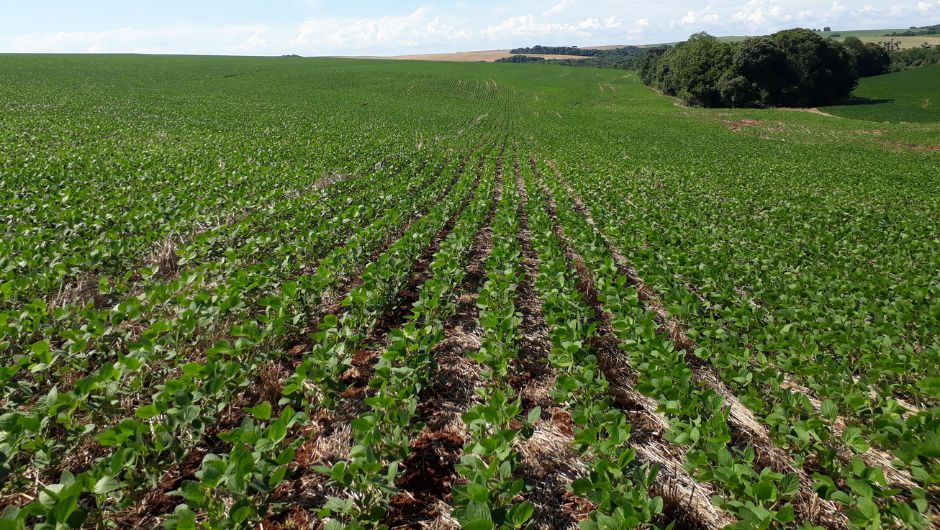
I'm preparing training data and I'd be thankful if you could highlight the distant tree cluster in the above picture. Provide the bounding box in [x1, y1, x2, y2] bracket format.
[500, 29, 939, 102]
[499, 46, 658, 70]
[888, 24, 940, 36]
[842, 37, 891, 76]
[640, 29, 863, 108]
[549, 47, 653, 69]
[509, 45, 596, 56]
[889, 44, 940, 70]
[495, 55, 546, 63]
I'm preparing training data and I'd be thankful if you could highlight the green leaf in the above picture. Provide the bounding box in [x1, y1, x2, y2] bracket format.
[331, 461, 348, 483]
[93, 476, 122, 495]
[526, 406, 541, 425]
[51, 492, 80, 522]
[779, 473, 800, 496]
[30, 340, 51, 363]
[248, 402, 272, 421]
[270, 466, 287, 488]
[460, 501, 493, 529]
[231, 504, 253, 524]
[268, 420, 287, 443]
[846, 478, 873, 499]
[916, 376, 940, 399]
[466, 483, 489, 504]
[752, 480, 776, 502]
[774, 504, 795, 524]
[462, 521, 494, 530]
[507, 501, 535, 527]
[136, 404, 160, 420]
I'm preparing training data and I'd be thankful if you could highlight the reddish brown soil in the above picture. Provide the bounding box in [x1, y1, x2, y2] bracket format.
[512, 158, 587, 529]
[109, 447, 206, 528]
[880, 140, 940, 153]
[543, 162, 849, 529]
[367, 155, 483, 346]
[386, 431, 465, 525]
[257, 506, 315, 530]
[725, 119, 763, 133]
[383, 147, 506, 527]
[530, 156, 733, 530]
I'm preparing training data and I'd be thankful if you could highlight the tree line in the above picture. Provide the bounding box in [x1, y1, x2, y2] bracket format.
[504, 28, 939, 108]
[887, 45, 940, 70]
[498, 46, 651, 69]
[639, 29, 888, 107]
[887, 24, 940, 37]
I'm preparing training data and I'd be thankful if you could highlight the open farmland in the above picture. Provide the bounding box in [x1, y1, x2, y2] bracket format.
[0, 54, 938, 529]
[852, 36, 940, 49]
[824, 65, 940, 123]
[362, 51, 589, 62]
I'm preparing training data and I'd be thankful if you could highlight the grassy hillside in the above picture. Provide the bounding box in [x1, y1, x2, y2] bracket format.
[823, 64, 940, 122]
[0, 54, 937, 529]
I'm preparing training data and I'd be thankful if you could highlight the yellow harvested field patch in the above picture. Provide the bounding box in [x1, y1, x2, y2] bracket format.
[350, 50, 588, 62]
[854, 35, 940, 49]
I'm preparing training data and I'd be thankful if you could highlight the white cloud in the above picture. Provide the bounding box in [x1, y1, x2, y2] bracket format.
[11, 25, 270, 55]
[10, 8, 478, 55]
[291, 7, 472, 51]
[5, 2, 940, 55]
[732, 1, 794, 27]
[8, 7, 632, 55]
[679, 9, 720, 26]
[481, 14, 621, 38]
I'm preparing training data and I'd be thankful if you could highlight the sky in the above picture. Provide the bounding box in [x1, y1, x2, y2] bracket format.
[1, 1, 938, 56]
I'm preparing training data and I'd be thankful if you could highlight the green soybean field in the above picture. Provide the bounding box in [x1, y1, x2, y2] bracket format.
[823, 65, 940, 123]
[0, 54, 938, 530]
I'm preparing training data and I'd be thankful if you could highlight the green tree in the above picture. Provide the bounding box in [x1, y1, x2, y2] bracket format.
[653, 33, 734, 107]
[843, 36, 891, 77]
[641, 28, 860, 108]
[732, 37, 798, 106]
[770, 28, 858, 106]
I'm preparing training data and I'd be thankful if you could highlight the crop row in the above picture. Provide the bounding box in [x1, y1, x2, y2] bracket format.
[550, 159, 934, 528]
[0, 140, 491, 527]
[160, 145, 490, 528]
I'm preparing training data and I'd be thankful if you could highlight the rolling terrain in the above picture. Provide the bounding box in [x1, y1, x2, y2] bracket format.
[371, 50, 588, 62]
[824, 65, 940, 123]
[0, 54, 937, 529]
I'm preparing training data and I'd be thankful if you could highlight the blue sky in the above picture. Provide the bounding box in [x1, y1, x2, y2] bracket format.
[2, 1, 938, 55]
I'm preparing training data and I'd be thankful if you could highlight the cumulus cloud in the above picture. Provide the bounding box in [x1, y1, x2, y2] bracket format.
[291, 7, 472, 52]
[4, 2, 940, 55]
[10, 8, 477, 55]
[11, 25, 270, 55]
[481, 14, 621, 39]
[732, 1, 794, 27]
[668, 0, 940, 35]
[678, 9, 720, 27]
[8, 7, 630, 55]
